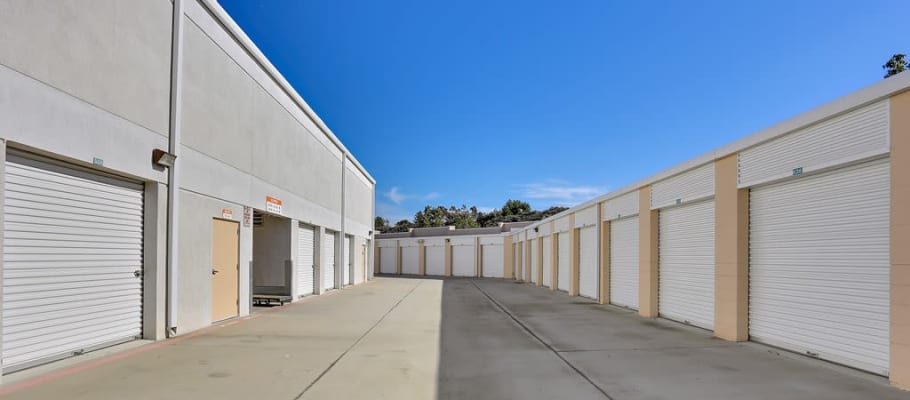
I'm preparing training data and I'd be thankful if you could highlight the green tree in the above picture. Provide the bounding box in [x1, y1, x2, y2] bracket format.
[374, 216, 389, 233]
[389, 219, 413, 233]
[501, 199, 532, 216]
[884, 54, 908, 78]
[414, 205, 448, 227]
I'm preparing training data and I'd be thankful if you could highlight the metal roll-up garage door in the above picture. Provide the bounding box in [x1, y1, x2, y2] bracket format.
[402, 245, 419, 275]
[324, 232, 337, 290]
[379, 244, 397, 274]
[578, 226, 598, 299]
[343, 236, 352, 286]
[542, 236, 552, 287]
[3, 155, 144, 372]
[425, 244, 445, 276]
[529, 239, 538, 284]
[452, 243, 474, 277]
[481, 244, 504, 278]
[749, 159, 890, 375]
[297, 224, 315, 296]
[557, 233, 570, 292]
[658, 199, 715, 330]
[609, 216, 639, 309]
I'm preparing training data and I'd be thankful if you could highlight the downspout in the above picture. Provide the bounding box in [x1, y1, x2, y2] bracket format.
[166, 0, 185, 337]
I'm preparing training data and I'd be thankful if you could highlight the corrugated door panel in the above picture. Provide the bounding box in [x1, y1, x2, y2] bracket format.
[658, 199, 715, 329]
[343, 236, 352, 285]
[324, 233, 336, 289]
[609, 216, 639, 309]
[575, 206, 598, 227]
[602, 190, 639, 221]
[651, 163, 715, 209]
[739, 100, 889, 188]
[425, 245, 445, 276]
[380, 245, 397, 274]
[297, 225, 315, 296]
[3, 156, 143, 372]
[578, 226, 598, 299]
[749, 158, 890, 375]
[542, 236, 552, 287]
[482, 244, 504, 278]
[557, 233, 570, 292]
[452, 245, 474, 277]
[401, 246, 419, 275]
[530, 239, 538, 284]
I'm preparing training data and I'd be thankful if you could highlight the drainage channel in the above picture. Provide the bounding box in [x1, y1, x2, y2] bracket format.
[469, 281, 614, 400]
[293, 280, 424, 399]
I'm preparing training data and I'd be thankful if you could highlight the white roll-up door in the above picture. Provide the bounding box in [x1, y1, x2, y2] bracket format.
[481, 244, 504, 278]
[749, 158, 890, 375]
[542, 236, 552, 287]
[658, 199, 715, 330]
[324, 232, 337, 290]
[609, 216, 639, 309]
[343, 236, 352, 286]
[297, 224, 315, 296]
[530, 239, 538, 284]
[452, 244, 475, 277]
[3, 155, 144, 372]
[379, 245, 397, 274]
[426, 245, 445, 276]
[578, 226, 598, 299]
[401, 246, 419, 275]
[557, 233, 570, 292]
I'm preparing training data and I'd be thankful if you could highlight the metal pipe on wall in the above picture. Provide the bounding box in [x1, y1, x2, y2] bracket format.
[166, 0, 185, 337]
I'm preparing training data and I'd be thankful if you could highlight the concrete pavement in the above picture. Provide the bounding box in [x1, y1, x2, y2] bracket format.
[1, 277, 908, 399]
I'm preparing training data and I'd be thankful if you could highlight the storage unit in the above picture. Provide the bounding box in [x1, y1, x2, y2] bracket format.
[749, 159, 890, 375]
[401, 241, 420, 275]
[343, 235, 352, 286]
[541, 236, 552, 287]
[609, 216, 639, 309]
[324, 232, 337, 290]
[379, 242, 398, 274]
[557, 233, 570, 292]
[658, 199, 715, 329]
[297, 224, 316, 296]
[3, 155, 144, 371]
[529, 239, 538, 284]
[451, 237, 475, 277]
[481, 241, 504, 278]
[425, 239, 446, 276]
[578, 226, 598, 299]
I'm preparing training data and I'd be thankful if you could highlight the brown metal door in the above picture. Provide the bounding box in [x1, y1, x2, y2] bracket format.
[212, 219, 240, 322]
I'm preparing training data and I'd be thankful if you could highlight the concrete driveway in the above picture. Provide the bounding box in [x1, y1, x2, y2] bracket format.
[1, 277, 908, 399]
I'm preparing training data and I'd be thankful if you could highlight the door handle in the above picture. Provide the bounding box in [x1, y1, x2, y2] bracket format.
[212, 268, 220, 275]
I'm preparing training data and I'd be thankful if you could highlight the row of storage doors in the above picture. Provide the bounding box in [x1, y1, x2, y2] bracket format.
[517, 158, 890, 376]
[376, 241, 504, 277]
[296, 225, 355, 297]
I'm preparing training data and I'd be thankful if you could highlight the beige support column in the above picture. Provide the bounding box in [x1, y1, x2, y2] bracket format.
[475, 237, 481, 277]
[418, 241, 426, 276]
[516, 242, 523, 282]
[526, 239, 532, 282]
[890, 90, 910, 389]
[504, 235, 514, 279]
[599, 220, 611, 305]
[396, 240, 402, 275]
[374, 244, 381, 274]
[639, 186, 659, 318]
[550, 221, 558, 291]
[569, 214, 579, 296]
[537, 237, 544, 287]
[444, 239, 453, 276]
[714, 154, 750, 341]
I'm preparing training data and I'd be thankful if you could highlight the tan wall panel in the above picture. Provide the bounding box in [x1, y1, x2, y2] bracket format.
[569, 214, 579, 296]
[639, 186, 659, 317]
[600, 220, 611, 305]
[550, 221, 557, 291]
[419, 242, 426, 276]
[891, 90, 910, 388]
[445, 240, 453, 277]
[504, 236, 514, 279]
[714, 155, 749, 341]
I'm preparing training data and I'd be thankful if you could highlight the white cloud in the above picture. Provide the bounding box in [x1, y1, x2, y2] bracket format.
[376, 201, 412, 223]
[476, 206, 497, 213]
[423, 192, 441, 201]
[384, 187, 407, 205]
[516, 181, 607, 206]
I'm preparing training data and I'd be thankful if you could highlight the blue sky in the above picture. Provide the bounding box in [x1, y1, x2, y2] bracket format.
[219, 0, 909, 222]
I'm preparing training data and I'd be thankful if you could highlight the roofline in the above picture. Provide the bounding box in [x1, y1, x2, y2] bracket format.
[519, 72, 910, 233]
[198, 0, 376, 185]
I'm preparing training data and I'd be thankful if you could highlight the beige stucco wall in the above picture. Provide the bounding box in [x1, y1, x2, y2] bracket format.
[891, 90, 910, 389]
[639, 186, 659, 318]
[713, 155, 750, 341]
[569, 214, 579, 296]
[599, 220, 611, 305]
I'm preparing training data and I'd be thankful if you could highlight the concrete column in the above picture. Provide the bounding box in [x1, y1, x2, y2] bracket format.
[516, 242, 523, 282]
[550, 221, 557, 292]
[714, 155, 750, 341]
[504, 235, 513, 279]
[315, 226, 326, 294]
[526, 238, 532, 282]
[569, 214, 579, 296]
[396, 240, 402, 275]
[475, 237, 481, 277]
[374, 244, 380, 275]
[444, 239, 453, 276]
[638, 186, 659, 318]
[289, 220, 299, 298]
[418, 241, 426, 276]
[599, 220, 611, 305]
[142, 182, 168, 340]
[891, 90, 910, 389]
[537, 236, 544, 287]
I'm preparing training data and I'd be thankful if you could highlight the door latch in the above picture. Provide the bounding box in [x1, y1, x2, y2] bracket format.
[134, 270, 143, 278]
[212, 268, 220, 275]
